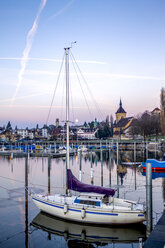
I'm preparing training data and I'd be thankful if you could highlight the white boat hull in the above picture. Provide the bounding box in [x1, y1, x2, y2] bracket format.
[32, 195, 145, 225]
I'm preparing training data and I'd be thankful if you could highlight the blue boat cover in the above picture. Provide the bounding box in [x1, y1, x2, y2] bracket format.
[67, 169, 115, 196]
[142, 159, 165, 168]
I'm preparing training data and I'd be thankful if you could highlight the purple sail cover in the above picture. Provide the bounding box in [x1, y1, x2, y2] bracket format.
[67, 169, 115, 196]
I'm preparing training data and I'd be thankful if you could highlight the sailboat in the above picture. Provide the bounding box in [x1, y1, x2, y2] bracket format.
[32, 47, 146, 225]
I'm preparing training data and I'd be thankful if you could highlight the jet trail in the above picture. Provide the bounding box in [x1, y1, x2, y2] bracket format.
[49, 0, 74, 20]
[0, 57, 106, 64]
[10, 0, 47, 106]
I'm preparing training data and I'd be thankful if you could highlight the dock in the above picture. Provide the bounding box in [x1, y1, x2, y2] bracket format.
[144, 210, 165, 248]
[0, 151, 75, 158]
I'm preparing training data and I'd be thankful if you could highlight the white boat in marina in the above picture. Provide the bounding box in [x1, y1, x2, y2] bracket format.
[57, 146, 66, 155]
[77, 145, 88, 153]
[32, 47, 146, 225]
[32, 190, 145, 224]
[56, 146, 75, 156]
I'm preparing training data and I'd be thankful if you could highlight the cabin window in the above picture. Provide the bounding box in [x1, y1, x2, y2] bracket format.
[74, 198, 100, 206]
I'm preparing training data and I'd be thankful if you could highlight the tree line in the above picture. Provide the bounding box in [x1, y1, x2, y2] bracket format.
[129, 111, 161, 140]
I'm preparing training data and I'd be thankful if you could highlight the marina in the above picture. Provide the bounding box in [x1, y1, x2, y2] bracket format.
[0, 147, 165, 247]
[1, 0, 165, 247]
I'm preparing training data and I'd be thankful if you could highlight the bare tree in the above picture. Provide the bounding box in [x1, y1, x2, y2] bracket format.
[110, 114, 114, 136]
[106, 115, 109, 124]
[128, 118, 141, 139]
[129, 111, 161, 140]
[139, 111, 152, 139]
[152, 114, 161, 140]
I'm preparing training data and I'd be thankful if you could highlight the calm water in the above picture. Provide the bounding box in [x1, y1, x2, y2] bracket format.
[0, 150, 164, 248]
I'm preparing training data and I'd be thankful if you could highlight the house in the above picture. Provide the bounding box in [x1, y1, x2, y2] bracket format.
[41, 125, 49, 139]
[151, 107, 160, 116]
[28, 130, 34, 139]
[50, 127, 64, 140]
[0, 130, 16, 142]
[77, 128, 97, 140]
[15, 127, 40, 140]
[16, 128, 29, 139]
[113, 100, 134, 139]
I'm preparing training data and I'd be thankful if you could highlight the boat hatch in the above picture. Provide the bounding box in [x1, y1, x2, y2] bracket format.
[74, 198, 101, 206]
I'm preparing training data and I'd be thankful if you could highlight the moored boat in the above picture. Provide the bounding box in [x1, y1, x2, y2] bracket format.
[31, 46, 146, 225]
[142, 159, 165, 172]
[32, 193, 145, 225]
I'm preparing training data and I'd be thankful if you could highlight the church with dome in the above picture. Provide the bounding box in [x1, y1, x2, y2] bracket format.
[113, 99, 134, 139]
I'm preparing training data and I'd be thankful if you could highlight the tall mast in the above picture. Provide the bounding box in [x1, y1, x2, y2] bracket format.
[65, 47, 70, 195]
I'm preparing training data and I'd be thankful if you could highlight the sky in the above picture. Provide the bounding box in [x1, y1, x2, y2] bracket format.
[0, 0, 165, 128]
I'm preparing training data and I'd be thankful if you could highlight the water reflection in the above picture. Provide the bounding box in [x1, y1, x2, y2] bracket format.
[31, 211, 146, 246]
[76, 148, 163, 167]
[115, 149, 163, 165]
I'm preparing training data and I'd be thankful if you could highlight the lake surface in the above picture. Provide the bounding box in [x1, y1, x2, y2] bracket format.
[0, 150, 164, 248]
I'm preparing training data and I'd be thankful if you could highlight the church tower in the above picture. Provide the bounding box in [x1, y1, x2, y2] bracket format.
[56, 118, 59, 127]
[115, 99, 126, 123]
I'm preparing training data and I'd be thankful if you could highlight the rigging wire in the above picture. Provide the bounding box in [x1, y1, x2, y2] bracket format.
[70, 50, 104, 121]
[0, 180, 62, 191]
[46, 53, 65, 125]
[69, 56, 76, 124]
[70, 53, 93, 120]
[69, 76, 76, 125]
[59, 71, 65, 124]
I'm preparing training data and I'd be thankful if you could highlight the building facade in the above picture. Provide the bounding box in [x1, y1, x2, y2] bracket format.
[113, 100, 134, 139]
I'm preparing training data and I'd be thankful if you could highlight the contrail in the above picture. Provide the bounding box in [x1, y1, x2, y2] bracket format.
[0, 57, 106, 64]
[49, 0, 74, 20]
[0, 92, 50, 104]
[10, 0, 47, 106]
